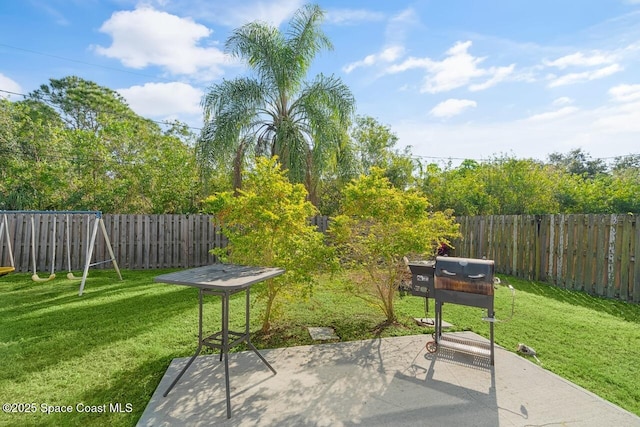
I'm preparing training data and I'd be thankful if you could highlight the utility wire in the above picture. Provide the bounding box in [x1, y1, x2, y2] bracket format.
[0, 88, 203, 131]
[0, 43, 173, 82]
[2, 89, 639, 164]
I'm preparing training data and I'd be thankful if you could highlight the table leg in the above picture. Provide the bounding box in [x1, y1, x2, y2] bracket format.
[489, 308, 495, 366]
[163, 288, 205, 397]
[219, 294, 225, 362]
[245, 288, 277, 375]
[222, 291, 231, 419]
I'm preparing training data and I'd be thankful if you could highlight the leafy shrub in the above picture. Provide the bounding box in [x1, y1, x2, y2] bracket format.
[329, 168, 460, 323]
[202, 156, 333, 333]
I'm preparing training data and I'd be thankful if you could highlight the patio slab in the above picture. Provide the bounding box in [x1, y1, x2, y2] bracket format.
[137, 332, 640, 426]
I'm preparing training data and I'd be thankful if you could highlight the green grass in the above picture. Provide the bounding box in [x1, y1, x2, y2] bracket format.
[0, 270, 639, 426]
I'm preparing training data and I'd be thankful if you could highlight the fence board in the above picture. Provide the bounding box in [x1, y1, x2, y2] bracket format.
[620, 215, 632, 300]
[631, 220, 640, 302]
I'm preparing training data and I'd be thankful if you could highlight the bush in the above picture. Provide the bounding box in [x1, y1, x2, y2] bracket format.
[329, 168, 460, 323]
[202, 156, 333, 333]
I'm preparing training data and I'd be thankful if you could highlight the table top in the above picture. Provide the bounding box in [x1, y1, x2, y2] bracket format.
[154, 264, 285, 291]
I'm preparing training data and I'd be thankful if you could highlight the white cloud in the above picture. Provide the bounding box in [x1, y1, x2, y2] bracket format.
[173, 0, 302, 27]
[0, 73, 22, 100]
[117, 82, 203, 118]
[342, 8, 418, 74]
[385, 41, 514, 93]
[38, 3, 70, 26]
[543, 51, 616, 69]
[548, 64, 623, 87]
[94, 6, 229, 76]
[608, 83, 640, 102]
[385, 8, 419, 45]
[553, 96, 573, 106]
[526, 106, 579, 121]
[144, 0, 302, 27]
[593, 100, 640, 133]
[326, 8, 385, 25]
[343, 45, 405, 73]
[429, 98, 477, 118]
[469, 64, 515, 91]
[421, 41, 487, 93]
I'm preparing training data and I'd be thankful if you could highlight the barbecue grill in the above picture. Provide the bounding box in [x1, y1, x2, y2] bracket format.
[428, 256, 496, 365]
[407, 260, 435, 298]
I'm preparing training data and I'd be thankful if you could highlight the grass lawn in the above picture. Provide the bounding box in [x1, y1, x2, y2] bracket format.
[0, 269, 639, 426]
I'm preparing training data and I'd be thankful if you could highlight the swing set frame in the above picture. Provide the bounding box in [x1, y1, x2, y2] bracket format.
[0, 214, 15, 276]
[0, 210, 122, 295]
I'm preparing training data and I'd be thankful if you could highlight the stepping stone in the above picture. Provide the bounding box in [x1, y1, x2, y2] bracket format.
[308, 327, 339, 341]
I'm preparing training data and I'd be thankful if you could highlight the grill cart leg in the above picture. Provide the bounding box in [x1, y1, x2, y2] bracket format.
[426, 299, 444, 353]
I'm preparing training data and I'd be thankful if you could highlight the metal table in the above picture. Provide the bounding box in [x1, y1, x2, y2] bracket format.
[155, 264, 285, 418]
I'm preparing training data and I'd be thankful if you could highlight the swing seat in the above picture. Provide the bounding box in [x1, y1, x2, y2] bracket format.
[32, 273, 56, 283]
[0, 266, 15, 276]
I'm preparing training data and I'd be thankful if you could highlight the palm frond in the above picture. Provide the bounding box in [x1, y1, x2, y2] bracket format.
[287, 4, 332, 82]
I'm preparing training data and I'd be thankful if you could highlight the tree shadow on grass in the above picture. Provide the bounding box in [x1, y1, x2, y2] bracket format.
[0, 273, 214, 383]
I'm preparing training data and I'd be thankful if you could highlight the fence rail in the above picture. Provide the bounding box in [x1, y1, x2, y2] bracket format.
[1, 212, 638, 302]
[453, 214, 639, 303]
[0, 213, 223, 273]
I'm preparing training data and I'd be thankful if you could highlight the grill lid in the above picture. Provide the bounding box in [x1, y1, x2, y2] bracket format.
[435, 256, 494, 278]
[435, 256, 495, 295]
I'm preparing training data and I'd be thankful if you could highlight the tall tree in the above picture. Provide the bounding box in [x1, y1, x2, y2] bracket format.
[198, 3, 355, 204]
[547, 148, 607, 179]
[29, 76, 132, 133]
[350, 115, 416, 189]
[1, 77, 200, 213]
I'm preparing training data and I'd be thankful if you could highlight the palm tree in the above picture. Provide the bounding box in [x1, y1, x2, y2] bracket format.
[198, 3, 355, 204]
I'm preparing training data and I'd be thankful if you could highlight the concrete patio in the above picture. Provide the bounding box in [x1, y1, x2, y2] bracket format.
[137, 332, 640, 426]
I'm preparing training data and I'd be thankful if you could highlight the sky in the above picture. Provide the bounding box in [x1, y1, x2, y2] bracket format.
[2, 0, 640, 166]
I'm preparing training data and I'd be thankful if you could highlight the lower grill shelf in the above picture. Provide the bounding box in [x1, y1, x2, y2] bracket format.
[438, 335, 491, 357]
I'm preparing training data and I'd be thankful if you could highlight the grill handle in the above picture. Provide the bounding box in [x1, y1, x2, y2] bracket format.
[439, 270, 487, 279]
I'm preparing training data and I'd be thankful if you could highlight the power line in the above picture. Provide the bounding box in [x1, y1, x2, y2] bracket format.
[410, 151, 640, 163]
[0, 89, 27, 98]
[2, 88, 639, 164]
[0, 88, 203, 131]
[0, 43, 172, 82]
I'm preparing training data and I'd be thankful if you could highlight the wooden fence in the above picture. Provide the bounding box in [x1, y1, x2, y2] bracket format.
[0, 213, 224, 273]
[453, 214, 640, 303]
[0, 213, 331, 274]
[1, 212, 638, 302]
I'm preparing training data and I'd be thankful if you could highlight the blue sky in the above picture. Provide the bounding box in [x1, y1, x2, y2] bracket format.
[2, 0, 640, 165]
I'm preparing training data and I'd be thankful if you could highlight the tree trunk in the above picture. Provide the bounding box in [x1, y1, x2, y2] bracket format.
[232, 142, 245, 194]
[261, 281, 277, 334]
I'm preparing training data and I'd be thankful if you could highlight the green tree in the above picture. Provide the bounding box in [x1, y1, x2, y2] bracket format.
[0, 98, 71, 210]
[1, 77, 200, 213]
[29, 76, 131, 132]
[421, 157, 560, 215]
[202, 157, 332, 333]
[483, 157, 559, 214]
[198, 4, 355, 204]
[420, 160, 497, 216]
[351, 115, 416, 189]
[548, 148, 607, 179]
[329, 168, 459, 323]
